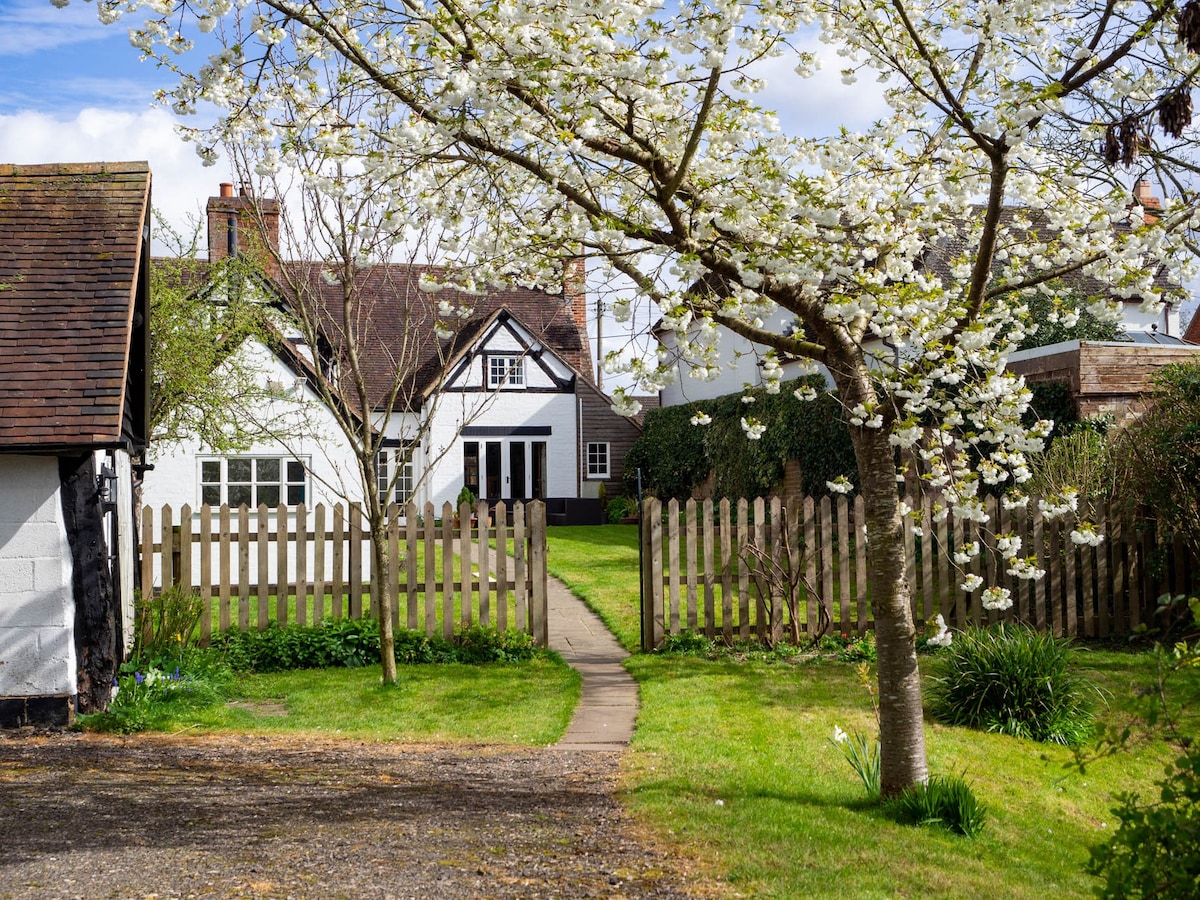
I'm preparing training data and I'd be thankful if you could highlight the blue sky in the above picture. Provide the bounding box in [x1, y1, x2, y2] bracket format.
[1, 0, 1191, 340]
[0, 1, 889, 239]
[0, 0, 167, 113]
[0, 0, 228, 243]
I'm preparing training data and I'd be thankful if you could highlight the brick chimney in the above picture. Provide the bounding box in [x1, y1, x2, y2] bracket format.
[563, 256, 594, 382]
[207, 182, 282, 279]
[1133, 179, 1163, 223]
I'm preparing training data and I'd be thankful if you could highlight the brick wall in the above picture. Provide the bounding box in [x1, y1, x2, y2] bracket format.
[0, 455, 76, 707]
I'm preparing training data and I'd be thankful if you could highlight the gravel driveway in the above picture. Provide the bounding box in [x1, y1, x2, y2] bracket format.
[0, 732, 700, 899]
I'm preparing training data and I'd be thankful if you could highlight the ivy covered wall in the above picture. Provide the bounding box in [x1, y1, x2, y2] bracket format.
[623, 376, 858, 501]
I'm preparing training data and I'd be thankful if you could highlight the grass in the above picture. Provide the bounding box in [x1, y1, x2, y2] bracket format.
[142, 659, 580, 745]
[542, 526, 1200, 899]
[544, 524, 644, 650]
[619, 644, 1193, 898]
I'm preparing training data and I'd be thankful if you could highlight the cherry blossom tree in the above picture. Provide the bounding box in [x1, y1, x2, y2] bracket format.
[81, 0, 1200, 795]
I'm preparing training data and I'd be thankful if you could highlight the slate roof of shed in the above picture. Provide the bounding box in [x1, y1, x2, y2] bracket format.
[0, 161, 150, 451]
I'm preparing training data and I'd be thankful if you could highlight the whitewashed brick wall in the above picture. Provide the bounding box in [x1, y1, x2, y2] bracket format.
[0, 455, 76, 697]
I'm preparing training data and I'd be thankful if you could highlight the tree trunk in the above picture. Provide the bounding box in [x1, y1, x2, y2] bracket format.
[833, 362, 929, 798]
[370, 518, 398, 684]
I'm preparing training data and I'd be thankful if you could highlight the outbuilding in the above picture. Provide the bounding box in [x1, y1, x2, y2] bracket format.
[0, 162, 151, 726]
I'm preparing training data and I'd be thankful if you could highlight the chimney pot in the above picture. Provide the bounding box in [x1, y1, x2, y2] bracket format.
[219, 182, 234, 198]
[1134, 179, 1161, 206]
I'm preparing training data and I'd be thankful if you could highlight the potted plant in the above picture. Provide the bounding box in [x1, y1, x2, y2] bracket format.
[455, 485, 477, 527]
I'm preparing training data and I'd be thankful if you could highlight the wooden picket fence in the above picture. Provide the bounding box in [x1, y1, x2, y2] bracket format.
[140, 500, 548, 645]
[640, 495, 1197, 649]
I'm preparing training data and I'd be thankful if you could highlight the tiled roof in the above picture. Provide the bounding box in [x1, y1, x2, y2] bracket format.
[1185, 309, 1200, 345]
[279, 262, 584, 410]
[147, 255, 587, 413]
[0, 162, 150, 451]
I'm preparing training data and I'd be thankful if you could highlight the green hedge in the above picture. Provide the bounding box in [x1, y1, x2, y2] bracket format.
[624, 376, 858, 500]
[212, 619, 544, 672]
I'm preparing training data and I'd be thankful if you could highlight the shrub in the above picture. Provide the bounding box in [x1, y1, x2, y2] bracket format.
[658, 630, 716, 656]
[888, 774, 987, 837]
[453, 626, 540, 663]
[1024, 380, 1079, 440]
[1026, 425, 1118, 522]
[927, 624, 1097, 745]
[1112, 362, 1200, 560]
[133, 585, 206, 664]
[606, 495, 636, 523]
[1087, 750, 1200, 898]
[1087, 624, 1200, 898]
[214, 617, 382, 672]
[214, 620, 545, 671]
[623, 403, 710, 499]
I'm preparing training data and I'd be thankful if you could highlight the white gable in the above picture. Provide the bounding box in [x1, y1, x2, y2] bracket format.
[445, 315, 575, 391]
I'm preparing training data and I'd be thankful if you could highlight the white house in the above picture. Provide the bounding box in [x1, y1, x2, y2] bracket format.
[0, 162, 149, 726]
[142, 184, 641, 526]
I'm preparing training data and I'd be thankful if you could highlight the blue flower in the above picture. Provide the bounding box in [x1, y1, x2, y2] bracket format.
[172, 666, 181, 680]
[134, 672, 144, 685]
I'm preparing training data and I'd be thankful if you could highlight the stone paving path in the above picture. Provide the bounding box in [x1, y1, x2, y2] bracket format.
[545, 573, 640, 750]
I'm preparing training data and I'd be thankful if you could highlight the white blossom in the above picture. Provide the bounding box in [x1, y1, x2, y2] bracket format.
[960, 574, 984, 593]
[981, 586, 1013, 611]
[827, 476, 854, 494]
[741, 416, 766, 440]
[926, 614, 952, 647]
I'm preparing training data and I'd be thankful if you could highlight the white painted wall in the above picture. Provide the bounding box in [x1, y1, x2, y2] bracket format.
[1120, 300, 1181, 336]
[143, 340, 360, 514]
[421, 389, 579, 509]
[658, 307, 807, 406]
[144, 315, 585, 542]
[0, 455, 76, 698]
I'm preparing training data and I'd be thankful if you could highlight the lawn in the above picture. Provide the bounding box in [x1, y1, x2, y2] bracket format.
[543, 524, 1199, 899]
[544, 524, 644, 650]
[183, 658, 580, 745]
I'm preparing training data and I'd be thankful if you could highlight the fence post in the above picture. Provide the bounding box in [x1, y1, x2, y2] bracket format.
[199, 505, 212, 645]
[530, 500, 548, 646]
[642, 498, 664, 650]
[160, 504, 174, 590]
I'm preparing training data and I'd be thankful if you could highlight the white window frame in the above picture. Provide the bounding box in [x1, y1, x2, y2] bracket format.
[586, 442, 610, 479]
[378, 450, 415, 507]
[199, 456, 308, 508]
[487, 354, 525, 389]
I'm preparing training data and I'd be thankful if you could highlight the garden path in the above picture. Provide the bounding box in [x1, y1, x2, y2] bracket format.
[546, 571, 640, 750]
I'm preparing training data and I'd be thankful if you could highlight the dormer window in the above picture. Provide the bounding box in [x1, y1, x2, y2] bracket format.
[487, 355, 524, 388]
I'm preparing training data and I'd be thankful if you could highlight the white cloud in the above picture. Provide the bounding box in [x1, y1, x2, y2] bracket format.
[0, 107, 229, 252]
[0, 0, 108, 57]
[749, 34, 891, 138]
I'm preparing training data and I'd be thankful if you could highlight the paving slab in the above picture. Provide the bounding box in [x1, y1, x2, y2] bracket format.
[546, 570, 640, 750]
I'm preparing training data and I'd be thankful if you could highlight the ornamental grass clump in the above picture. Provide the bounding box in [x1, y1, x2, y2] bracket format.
[888, 774, 987, 837]
[927, 624, 1097, 745]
